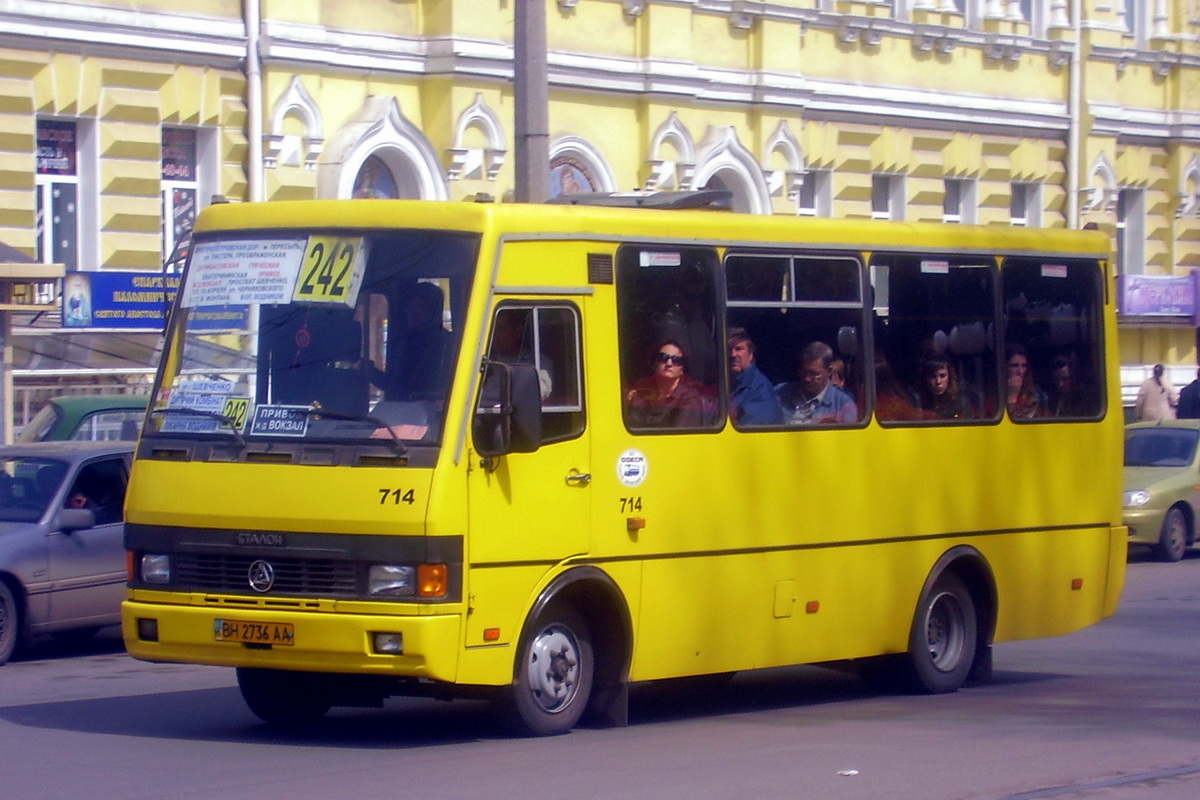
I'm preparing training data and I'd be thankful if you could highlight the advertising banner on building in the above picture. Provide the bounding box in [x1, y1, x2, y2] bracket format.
[62, 271, 181, 329]
[1118, 272, 1200, 324]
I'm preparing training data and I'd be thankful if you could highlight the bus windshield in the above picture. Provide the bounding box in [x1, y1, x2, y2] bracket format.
[148, 229, 480, 450]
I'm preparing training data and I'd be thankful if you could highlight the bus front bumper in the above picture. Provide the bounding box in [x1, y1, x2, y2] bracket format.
[122, 597, 464, 682]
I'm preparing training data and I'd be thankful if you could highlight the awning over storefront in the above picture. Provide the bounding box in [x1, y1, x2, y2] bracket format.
[12, 327, 164, 376]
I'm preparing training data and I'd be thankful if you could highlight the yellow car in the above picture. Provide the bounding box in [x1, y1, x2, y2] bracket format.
[1124, 421, 1200, 561]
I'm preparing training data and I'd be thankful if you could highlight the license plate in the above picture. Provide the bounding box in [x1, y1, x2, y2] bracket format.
[214, 619, 295, 646]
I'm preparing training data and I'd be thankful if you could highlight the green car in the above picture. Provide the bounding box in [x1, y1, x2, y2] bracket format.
[16, 395, 149, 444]
[1123, 421, 1200, 562]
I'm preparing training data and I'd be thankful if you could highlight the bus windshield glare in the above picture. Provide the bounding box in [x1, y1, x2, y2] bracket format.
[149, 230, 480, 448]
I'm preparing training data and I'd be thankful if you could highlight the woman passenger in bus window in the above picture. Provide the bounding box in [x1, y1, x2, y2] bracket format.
[1047, 351, 1094, 416]
[1005, 343, 1046, 419]
[625, 340, 711, 428]
[830, 358, 847, 393]
[918, 355, 974, 420]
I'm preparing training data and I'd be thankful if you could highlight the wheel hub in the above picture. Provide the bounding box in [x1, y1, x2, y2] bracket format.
[526, 626, 580, 713]
[925, 590, 966, 672]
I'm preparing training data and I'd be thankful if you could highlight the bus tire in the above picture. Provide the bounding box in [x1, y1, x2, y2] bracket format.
[1155, 507, 1189, 563]
[0, 581, 18, 666]
[499, 602, 594, 736]
[904, 571, 976, 694]
[236, 667, 333, 725]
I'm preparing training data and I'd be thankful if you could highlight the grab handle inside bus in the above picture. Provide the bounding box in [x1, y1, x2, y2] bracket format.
[473, 360, 543, 458]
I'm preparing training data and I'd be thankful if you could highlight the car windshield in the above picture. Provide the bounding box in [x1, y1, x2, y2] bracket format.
[0, 457, 68, 522]
[1124, 428, 1200, 467]
[16, 404, 60, 443]
[145, 229, 479, 449]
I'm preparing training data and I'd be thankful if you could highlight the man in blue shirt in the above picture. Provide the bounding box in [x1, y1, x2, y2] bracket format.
[1178, 369, 1200, 419]
[728, 328, 783, 425]
[777, 341, 858, 424]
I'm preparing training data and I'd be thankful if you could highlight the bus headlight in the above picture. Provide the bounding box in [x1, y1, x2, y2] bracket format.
[1123, 490, 1152, 507]
[140, 554, 171, 584]
[369, 565, 416, 596]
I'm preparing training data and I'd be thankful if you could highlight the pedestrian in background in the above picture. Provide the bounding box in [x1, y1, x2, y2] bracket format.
[1177, 369, 1200, 419]
[1135, 364, 1178, 421]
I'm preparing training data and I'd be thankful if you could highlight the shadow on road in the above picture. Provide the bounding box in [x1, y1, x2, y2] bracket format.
[0, 660, 1074, 749]
[9, 625, 126, 665]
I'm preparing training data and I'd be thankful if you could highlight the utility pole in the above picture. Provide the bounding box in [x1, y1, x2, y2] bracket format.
[514, 0, 550, 203]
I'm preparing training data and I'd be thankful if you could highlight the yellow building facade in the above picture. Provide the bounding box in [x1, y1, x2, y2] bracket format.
[0, 0, 1197, 405]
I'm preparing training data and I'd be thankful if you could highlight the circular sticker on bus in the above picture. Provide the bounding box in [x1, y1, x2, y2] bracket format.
[617, 449, 648, 487]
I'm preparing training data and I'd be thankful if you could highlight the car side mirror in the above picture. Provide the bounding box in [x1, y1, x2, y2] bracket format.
[473, 360, 543, 457]
[57, 507, 97, 532]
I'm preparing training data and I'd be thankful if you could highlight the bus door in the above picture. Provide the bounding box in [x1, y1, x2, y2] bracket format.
[465, 302, 590, 639]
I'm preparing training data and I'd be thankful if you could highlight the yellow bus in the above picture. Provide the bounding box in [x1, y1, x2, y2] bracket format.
[122, 193, 1124, 735]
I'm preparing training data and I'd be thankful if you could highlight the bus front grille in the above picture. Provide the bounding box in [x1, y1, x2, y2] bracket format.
[173, 554, 358, 597]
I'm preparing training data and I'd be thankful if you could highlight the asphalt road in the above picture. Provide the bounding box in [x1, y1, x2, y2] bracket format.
[2, 549, 1199, 800]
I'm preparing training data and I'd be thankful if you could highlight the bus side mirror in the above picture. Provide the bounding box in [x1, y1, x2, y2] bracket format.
[473, 360, 543, 457]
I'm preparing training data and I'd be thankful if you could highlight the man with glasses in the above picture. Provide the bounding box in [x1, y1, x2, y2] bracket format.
[776, 341, 857, 425]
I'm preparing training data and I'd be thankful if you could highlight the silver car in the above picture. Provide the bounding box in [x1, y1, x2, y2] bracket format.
[0, 441, 133, 665]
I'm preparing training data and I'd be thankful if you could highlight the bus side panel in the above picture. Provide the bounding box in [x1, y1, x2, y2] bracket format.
[986, 526, 1118, 643]
[457, 561, 643, 686]
[605, 418, 1121, 681]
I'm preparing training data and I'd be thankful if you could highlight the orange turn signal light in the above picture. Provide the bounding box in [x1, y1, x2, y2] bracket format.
[1070, 578, 1083, 591]
[418, 564, 448, 597]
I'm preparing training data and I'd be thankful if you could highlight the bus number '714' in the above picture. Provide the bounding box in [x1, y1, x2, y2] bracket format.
[380, 489, 416, 505]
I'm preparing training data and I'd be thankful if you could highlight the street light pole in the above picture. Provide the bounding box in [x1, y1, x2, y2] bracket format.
[514, 0, 550, 203]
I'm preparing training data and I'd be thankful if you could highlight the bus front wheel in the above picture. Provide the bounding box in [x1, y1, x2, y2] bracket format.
[499, 602, 594, 736]
[905, 572, 977, 694]
[236, 667, 333, 725]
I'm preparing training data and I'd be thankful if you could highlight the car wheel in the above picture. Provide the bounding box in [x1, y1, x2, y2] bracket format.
[497, 602, 594, 736]
[0, 582, 19, 666]
[902, 572, 977, 694]
[1155, 507, 1189, 563]
[236, 667, 333, 725]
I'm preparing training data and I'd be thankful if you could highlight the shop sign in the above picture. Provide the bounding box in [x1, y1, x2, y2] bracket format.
[1118, 272, 1200, 323]
[62, 271, 182, 329]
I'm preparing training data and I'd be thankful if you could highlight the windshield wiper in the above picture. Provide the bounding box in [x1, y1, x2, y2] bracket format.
[151, 407, 246, 448]
[301, 403, 408, 455]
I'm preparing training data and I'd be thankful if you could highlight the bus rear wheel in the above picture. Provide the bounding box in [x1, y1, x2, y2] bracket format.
[236, 667, 333, 725]
[904, 572, 977, 694]
[498, 603, 594, 736]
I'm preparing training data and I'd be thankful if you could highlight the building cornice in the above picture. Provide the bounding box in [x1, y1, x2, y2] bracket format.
[1, 0, 1195, 145]
[0, 0, 245, 64]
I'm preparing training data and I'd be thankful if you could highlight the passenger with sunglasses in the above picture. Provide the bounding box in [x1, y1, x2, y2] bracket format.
[625, 340, 711, 428]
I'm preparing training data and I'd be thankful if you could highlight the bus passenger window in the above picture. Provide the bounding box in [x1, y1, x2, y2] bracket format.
[1001, 258, 1104, 420]
[869, 254, 997, 424]
[616, 246, 723, 432]
[725, 251, 866, 427]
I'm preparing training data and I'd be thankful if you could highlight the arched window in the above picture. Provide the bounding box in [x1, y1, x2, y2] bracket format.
[352, 155, 400, 199]
[549, 137, 616, 198]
